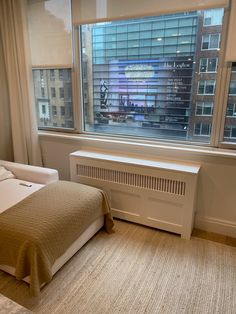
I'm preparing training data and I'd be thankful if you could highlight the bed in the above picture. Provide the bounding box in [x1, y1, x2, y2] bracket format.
[0, 160, 114, 295]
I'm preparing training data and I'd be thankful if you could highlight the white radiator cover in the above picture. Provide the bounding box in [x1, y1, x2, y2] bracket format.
[70, 151, 200, 239]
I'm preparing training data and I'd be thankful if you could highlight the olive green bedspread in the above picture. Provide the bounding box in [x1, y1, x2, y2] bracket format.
[0, 181, 114, 296]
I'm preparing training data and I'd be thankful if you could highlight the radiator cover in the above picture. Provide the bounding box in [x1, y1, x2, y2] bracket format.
[70, 151, 200, 239]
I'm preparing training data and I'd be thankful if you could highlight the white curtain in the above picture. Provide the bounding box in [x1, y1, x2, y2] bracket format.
[0, 0, 43, 166]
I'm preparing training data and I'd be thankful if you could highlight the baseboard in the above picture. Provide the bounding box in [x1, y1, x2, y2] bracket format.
[195, 215, 236, 238]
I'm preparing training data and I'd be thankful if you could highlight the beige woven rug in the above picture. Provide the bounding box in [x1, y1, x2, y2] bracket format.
[0, 219, 236, 314]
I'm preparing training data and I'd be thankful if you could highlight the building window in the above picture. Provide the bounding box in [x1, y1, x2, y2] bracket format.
[59, 87, 64, 98]
[195, 102, 213, 116]
[41, 87, 45, 97]
[59, 69, 64, 80]
[52, 105, 57, 116]
[51, 87, 56, 98]
[224, 125, 236, 138]
[229, 81, 236, 95]
[198, 80, 216, 95]
[199, 58, 218, 73]
[201, 34, 220, 50]
[61, 106, 65, 116]
[40, 69, 44, 80]
[194, 123, 211, 136]
[50, 69, 55, 81]
[203, 8, 224, 26]
[32, 68, 74, 129]
[226, 103, 236, 117]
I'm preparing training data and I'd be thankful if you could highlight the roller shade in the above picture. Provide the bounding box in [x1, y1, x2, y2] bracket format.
[28, 0, 72, 67]
[225, 0, 236, 61]
[72, 0, 229, 25]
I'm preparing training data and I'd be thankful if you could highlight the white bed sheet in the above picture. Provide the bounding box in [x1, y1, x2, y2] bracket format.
[0, 178, 44, 214]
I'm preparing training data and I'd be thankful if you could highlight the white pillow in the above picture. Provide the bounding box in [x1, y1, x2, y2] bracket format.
[0, 166, 15, 181]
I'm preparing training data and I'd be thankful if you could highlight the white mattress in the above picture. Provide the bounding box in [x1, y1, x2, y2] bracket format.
[0, 178, 44, 213]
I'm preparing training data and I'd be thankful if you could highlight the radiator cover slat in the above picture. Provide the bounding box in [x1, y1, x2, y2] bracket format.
[77, 164, 186, 196]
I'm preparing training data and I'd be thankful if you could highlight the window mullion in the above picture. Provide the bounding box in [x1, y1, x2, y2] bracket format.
[72, 25, 83, 133]
[210, 8, 231, 147]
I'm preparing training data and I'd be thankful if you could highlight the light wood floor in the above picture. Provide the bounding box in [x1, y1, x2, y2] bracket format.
[0, 219, 236, 314]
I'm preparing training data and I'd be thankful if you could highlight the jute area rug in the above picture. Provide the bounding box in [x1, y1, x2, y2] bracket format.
[0, 219, 236, 314]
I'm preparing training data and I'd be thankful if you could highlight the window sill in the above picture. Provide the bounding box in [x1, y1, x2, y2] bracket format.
[38, 131, 236, 159]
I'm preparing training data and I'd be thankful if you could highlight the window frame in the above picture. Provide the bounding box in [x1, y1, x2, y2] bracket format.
[73, 9, 234, 148]
[197, 80, 216, 95]
[37, 7, 235, 151]
[195, 102, 214, 116]
[199, 57, 218, 73]
[194, 122, 212, 136]
[201, 33, 221, 51]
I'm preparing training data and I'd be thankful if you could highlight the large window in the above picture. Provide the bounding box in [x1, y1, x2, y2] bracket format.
[81, 9, 224, 143]
[28, 3, 236, 149]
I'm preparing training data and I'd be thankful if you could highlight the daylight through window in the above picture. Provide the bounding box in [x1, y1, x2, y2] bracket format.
[81, 9, 224, 142]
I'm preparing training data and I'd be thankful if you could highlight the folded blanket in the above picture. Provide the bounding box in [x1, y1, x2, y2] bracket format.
[0, 181, 114, 295]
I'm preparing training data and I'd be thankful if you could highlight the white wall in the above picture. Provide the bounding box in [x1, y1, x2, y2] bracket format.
[40, 134, 236, 237]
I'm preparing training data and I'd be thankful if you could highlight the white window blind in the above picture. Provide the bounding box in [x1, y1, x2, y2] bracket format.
[27, 0, 72, 67]
[72, 0, 229, 25]
[225, 0, 236, 61]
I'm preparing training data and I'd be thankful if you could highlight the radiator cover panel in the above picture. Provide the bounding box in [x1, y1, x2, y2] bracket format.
[70, 151, 200, 239]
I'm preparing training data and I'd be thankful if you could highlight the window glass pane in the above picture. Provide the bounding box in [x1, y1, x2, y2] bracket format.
[226, 103, 234, 116]
[203, 103, 213, 115]
[208, 58, 217, 72]
[209, 34, 220, 49]
[33, 68, 74, 129]
[202, 35, 209, 50]
[196, 103, 203, 115]
[199, 58, 207, 72]
[229, 81, 236, 95]
[81, 11, 223, 143]
[204, 8, 224, 26]
[223, 63, 236, 142]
